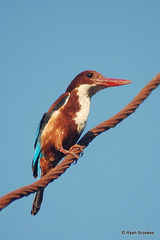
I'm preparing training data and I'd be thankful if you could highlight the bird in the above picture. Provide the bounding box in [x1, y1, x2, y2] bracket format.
[31, 70, 131, 215]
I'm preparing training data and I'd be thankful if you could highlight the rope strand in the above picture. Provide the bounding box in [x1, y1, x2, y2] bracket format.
[0, 73, 160, 211]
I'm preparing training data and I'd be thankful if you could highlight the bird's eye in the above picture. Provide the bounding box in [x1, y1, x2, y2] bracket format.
[86, 73, 93, 78]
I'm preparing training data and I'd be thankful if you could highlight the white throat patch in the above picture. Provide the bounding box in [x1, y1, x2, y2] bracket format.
[74, 84, 93, 134]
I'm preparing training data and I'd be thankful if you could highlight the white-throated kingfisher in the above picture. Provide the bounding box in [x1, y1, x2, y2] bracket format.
[31, 70, 131, 215]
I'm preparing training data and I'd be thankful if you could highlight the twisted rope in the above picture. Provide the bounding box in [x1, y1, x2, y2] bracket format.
[0, 73, 160, 212]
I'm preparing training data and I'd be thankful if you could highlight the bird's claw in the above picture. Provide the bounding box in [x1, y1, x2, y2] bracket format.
[60, 145, 84, 164]
[70, 144, 84, 156]
[69, 144, 84, 164]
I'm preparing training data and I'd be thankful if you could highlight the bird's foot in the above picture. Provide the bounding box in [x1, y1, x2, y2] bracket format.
[59, 146, 79, 160]
[70, 144, 84, 157]
[59, 145, 84, 164]
[69, 144, 84, 164]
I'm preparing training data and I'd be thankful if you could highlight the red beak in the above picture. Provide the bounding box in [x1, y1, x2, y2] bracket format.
[95, 77, 132, 88]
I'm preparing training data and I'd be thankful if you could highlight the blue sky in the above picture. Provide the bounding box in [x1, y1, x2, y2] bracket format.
[0, 1, 160, 239]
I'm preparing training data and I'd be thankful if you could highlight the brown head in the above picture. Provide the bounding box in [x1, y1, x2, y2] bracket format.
[66, 70, 132, 97]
